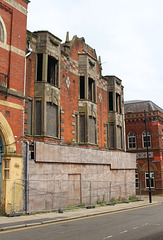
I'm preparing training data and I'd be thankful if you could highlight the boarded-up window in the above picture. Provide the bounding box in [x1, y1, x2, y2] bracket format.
[109, 124, 114, 148]
[88, 78, 95, 102]
[106, 124, 109, 148]
[27, 100, 32, 135]
[37, 54, 43, 81]
[80, 76, 85, 99]
[116, 93, 121, 113]
[75, 115, 78, 142]
[47, 56, 58, 86]
[88, 117, 96, 144]
[36, 101, 41, 135]
[46, 102, 58, 137]
[109, 92, 113, 111]
[79, 114, 85, 143]
[117, 125, 122, 149]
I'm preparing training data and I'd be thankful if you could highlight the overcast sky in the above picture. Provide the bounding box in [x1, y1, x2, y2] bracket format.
[27, 0, 163, 108]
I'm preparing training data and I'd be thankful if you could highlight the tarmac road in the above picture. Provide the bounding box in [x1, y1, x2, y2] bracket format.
[0, 203, 163, 240]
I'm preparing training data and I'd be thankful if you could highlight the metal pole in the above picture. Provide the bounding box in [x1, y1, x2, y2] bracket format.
[144, 110, 152, 203]
[90, 181, 92, 207]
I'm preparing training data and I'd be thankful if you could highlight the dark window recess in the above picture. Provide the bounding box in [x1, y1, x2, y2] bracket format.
[117, 125, 122, 149]
[109, 124, 114, 148]
[47, 56, 58, 86]
[36, 101, 41, 135]
[79, 114, 85, 143]
[80, 76, 85, 99]
[88, 78, 95, 102]
[109, 92, 113, 111]
[27, 100, 32, 135]
[116, 93, 121, 113]
[37, 54, 43, 81]
[75, 115, 78, 142]
[31, 151, 34, 160]
[46, 102, 58, 137]
[88, 117, 96, 144]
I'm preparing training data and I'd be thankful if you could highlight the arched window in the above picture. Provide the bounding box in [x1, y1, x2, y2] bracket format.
[0, 16, 7, 43]
[142, 131, 151, 148]
[128, 132, 136, 149]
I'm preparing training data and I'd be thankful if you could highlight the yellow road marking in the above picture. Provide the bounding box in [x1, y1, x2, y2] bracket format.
[0, 203, 161, 235]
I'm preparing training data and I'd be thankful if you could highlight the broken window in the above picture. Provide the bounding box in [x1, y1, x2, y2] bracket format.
[27, 100, 32, 135]
[0, 21, 4, 42]
[116, 93, 121, 113]
[88, 116, 96, 144]
[88, 78, 95, 102]
[117, 125, 122, 149]
[36, 101, 41, 135]
[47, 56, 58, 86]
[46, 102, 58, 137]
[109, 124, 114, 148]
[79, 114, 85, 143]
[37, 54, 43, 81]
[109, 92, 113, 111]
[80, 76, 85, 99]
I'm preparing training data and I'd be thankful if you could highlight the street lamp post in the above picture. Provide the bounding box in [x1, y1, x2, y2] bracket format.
[144, 110, 152, 203]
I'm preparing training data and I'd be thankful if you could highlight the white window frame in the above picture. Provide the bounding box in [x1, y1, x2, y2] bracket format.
[145, 172, 154, 188]
[0, 16, 7, 43]
[128, 132, 136, 149]
[135, 172, 139, 189]
[142, 131, 151, 148]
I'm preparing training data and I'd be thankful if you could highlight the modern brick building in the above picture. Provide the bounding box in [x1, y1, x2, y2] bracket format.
[0, 0, 29, 214]
[125, 100, 163, 195]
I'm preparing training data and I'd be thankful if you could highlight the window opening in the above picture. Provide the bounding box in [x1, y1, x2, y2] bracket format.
[128, 132, 136, 149]
[75, 115, 78, 142]
[79, 114, 85, 143]
[135, 172, 139, 189]
[88, 78, 95, 102]
[117, 125, 122, 149]
[88, 116, 96, 144]
[0, 21, 4, 42]
[143, 131, 151, 148]
[27, 100, 32, 135]
[145, 172, 154, 188]
[116, 93, 121, 113]
[46, 102, 58, 137]
[109, 92, 113, 111]
[80, 76, 85, 99]
[109, 124, 114, 148]
[47, 56, 58, 86]
[36, 101, 41, 135]
[37, 54, 43, 81]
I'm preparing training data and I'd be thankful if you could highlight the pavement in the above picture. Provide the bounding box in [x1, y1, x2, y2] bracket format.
[0, 195, 163, 232]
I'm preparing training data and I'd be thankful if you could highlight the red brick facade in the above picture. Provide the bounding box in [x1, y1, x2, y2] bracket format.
[125, 101, 163, 194]
[25, 31, 125, 152]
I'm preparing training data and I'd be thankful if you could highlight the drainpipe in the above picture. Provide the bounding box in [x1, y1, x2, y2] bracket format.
[23, 42, 32, 212]
[23, 41, 32, 139]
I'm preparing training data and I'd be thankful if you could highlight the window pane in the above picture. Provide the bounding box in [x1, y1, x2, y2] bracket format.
[27, 100, 32, 135]
[46, 102, 58, 137]
[109, 124, 114, 148]
[88, 117, 96, 144]
[36, 101, 41, 135]
[79, 115, 85, 143]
